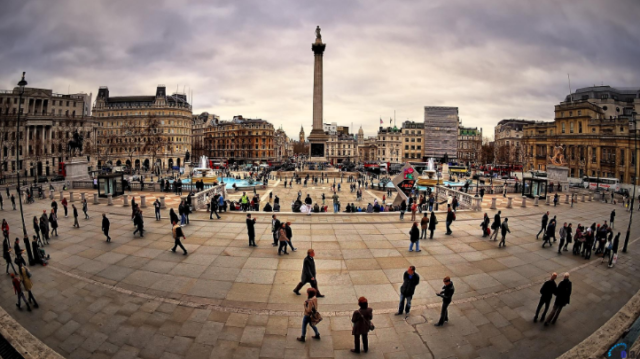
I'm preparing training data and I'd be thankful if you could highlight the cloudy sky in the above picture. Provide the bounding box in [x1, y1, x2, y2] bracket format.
[1, 0, 639, 139]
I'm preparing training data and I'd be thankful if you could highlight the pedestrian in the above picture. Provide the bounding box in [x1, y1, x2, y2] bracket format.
[534, 272, 557, 323]
[293, 249, 324, 297]
[39, 217, 49, 245]
[445, 208, 455, 235]
[420, 213, 429, 239]
[278, 224, 289, 255]
[490, 210, 501, 241]
[271, 215, 281, 247]
[2, 219, 9, 243]
[564, 223, 572, 251]
[297, 288, 321, 342]
[410, 202, 417, 222]
[133, 210, 144, 237]
[408, 221, 421, 252]
[435, 276, 455, 326]
[11, 273, 31, 311]
[51, 199, 58, 217]
[48, 209, 58, 237]
[536, 211, 549, 239]
[304, 194, 312, 216]
[285, 222, 297, 252]
[544, 273, 572, 326]
[428, 211, 437, 239]
[399, 200, 406, 220]
[553, 193, 559, 207]
[154, 199, 161, 220]
[18, 262, 38, 308]
[246, 214, 256, 247]
[72, 204, 80, 228]
[32, 217, 41, 244]
[396, 266, 420, 317]
[3, 237, 17, 274]
[61, 197, 68, 217]
[609, 232, 620, 267]
[179, 200, 187, 226]
[171, 221, 188, 255]
[558, 222, 567, 254]
[102, 214, 111, 242]
[332, 192, 339, 213]
[499, 218, 510, 247]
[11, 194, 16, 210]
[610, 210, 616, 229]
[169, 208, 179, 226]
[82, 198, 89, 219]
[0, 192, 3, 210]
[542, 220, 556, 248]
[351, 297, 373, 353]
[209, 196, 220, 219]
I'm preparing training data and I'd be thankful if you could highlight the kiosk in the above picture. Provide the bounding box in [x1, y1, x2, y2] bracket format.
[98, 173, 124, 198]
[522, 177, 548, 199]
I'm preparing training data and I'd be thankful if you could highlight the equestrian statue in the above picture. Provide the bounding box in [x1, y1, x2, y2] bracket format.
[67, 130, 84, 156]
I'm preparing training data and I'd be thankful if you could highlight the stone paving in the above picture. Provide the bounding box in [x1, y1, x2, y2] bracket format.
[1, 182, 639, 359]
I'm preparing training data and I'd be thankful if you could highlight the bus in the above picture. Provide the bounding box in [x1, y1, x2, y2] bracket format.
[448, 165, 469, 176]
[581, 176, 620, 191]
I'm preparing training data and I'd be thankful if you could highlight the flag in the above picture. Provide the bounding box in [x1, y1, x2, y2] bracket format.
[380, 118, 383, 124]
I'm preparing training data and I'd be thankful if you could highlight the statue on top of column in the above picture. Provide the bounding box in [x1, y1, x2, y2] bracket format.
[315, 26, 321, 41]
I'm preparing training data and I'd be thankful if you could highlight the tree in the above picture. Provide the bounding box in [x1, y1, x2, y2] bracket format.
[479, 137, 495, 164]
[142, 115, 167, 173]
[122, 120, 143, 170]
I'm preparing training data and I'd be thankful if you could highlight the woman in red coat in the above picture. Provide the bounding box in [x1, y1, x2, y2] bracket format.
[351, 297, 373, 353]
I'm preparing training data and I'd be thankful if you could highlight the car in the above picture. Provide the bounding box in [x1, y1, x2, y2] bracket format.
[615, 188, 630, 197]
[50, 175, 65, 182]
[35, 176, 48, 183]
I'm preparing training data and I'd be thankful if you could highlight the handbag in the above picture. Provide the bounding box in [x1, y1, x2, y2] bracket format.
[307, 301, 323, 325]
[357, 310, 375, 332]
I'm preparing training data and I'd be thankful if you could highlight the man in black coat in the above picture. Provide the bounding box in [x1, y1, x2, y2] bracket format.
[102, 214, 111, 242]
[534, 272, 557, 323]
[542, 220, 556, 248]
[210, 195, 220, 220]
[396, 266, 420, 316]
[490, 210, 501, 241]
[133, 210, 144, 237]
[545, 273, 572, 326]
[435, 276, 455, 326]
[293, 249, 324, 297]
[536, 211, 549, 239]
[271, 215, 281, 246]
[246, 214, 256, 247]
[285, 222, 296, 252]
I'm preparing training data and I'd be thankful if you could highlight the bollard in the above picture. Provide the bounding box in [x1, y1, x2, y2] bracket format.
[534, 196, 539, 206]
[141, 195, 147, 208]
[564, 194, 570, 204]
[69, 192, 75, 202]
[521, 197, 527, 208]
[545, 196, 551, 206]
[59, 191, 64, 201]
[49, 190, 54, 200]
[80, 193, 86, 202]
[490, 198, 497, 210]
[581, 194, 585, 202]
[588, 195, 593, 202]
[434, 202, 439, 211]
[107, 194, 113, 206]
[123, 194, 129, 207]
[506, 197, 513, 209]
[93, 193, 99, 204]
[160, 196, 166, 209]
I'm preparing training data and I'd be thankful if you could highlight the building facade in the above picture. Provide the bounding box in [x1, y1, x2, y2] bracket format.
[326, 132, 357, 164]
[191, 112, 218, 162]
[0, 86, 96, 178]
[566, 86, 640, 119]
[93, 86, 192, 171]
[401, 121, 424, 160]
[457, 126, 482, 162]
[522, 99, 639, 184]
[205, 115, 275, 164]
[274, 128, 292, 161]
[377, 126, 402, 163]
[424, 106, 458, 160]
[494, 119, 534, 165]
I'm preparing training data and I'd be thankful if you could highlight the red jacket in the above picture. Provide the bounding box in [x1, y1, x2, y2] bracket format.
[12, 277, 22, 294]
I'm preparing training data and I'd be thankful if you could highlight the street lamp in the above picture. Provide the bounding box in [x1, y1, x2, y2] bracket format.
[623, 111, 638, 253]
[15, 72, 28, 238]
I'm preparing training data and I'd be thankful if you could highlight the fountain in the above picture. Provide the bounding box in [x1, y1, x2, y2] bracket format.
[199, 155, 208, 169]
[417, 158, 441, 186]
[192, 155, 218, 184]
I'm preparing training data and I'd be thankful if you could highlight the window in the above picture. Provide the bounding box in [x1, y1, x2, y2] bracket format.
[578, 122, 583, 133]
[570, 122, 574, 133]
[562, 123, 565, 133]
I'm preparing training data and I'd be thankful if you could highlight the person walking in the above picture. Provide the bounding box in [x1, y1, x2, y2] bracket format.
[409, 222, 421, 252]
[499, 218, 510, 247]
[209, 196, 220, 220]
[271, 215, 281, 247]
[445, 208, 455, 235]
[18, 263, 38, 308]
[61, 197, 68, 217]
[171, 221, 188, 255]
[490, 211, 501, 241]
[481, 213, 490, 238]
[332, 192, 339, 213]
[32, 217, 41, 245]
[178, 201, 187, 226]
[399, 200, 406, 220]
[297, 288, 321, 342]
[48, 209, 58, 237]
[534, 273, 557, 323]
[420, 213, 429, 239]
[246, 214, 256, 247]
[169, 208, 179, 226]
[11, 273, 31, 311]
[609, 232, 620, 267]
[38, 217, 49, 245]
[542, 220, 555, 248]
[154, 199, 161, 221]
[564, 223, 573, 251]
[610, 209, 616, 229]
[1, 219, 8, 243]
[558, 222, 567, 254]
[0, 192, 3, 210]
[351, 297, 373, 353]
[72, 204, 80, 228]
[3, 237, 17, 274]
[536, 211, 549, 239]
[277, 225, 289, 255]
[82, 198, 89, 219]
[435, 276, 455, 326]
[410, 202, 417, 222]
[396, 266, 420, 317]
[544, 273, 572, 326]
[428, 211, 437, 239]
[51, 199, 58, 217]
[285, 222, 297, 252]
[10, 194, 16, 210]
[293, 249, 324, 297]
[133, 210, 144, 237]
[102, 214, 111, 242]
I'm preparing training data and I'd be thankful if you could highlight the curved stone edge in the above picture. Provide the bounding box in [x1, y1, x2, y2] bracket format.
[0, 305, 64, 359]
[558, 288, 640, 359]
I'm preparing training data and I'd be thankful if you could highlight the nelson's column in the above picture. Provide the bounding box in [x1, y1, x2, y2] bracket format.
[307, 26, 329, 162]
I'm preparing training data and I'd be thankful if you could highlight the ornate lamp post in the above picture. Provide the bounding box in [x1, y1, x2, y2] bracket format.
[15, 72, 29, 238]
[623, 111, 638, 253]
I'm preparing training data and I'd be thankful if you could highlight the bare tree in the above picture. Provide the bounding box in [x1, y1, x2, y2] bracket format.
[142, 115, 167, 174]
[479, 137, 494, 164]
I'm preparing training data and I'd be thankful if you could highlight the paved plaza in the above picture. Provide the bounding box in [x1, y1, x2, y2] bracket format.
[1, 181, 639, 359]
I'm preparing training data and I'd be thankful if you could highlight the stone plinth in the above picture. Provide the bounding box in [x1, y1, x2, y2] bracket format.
[547, 165, 569, 192]
[64, 157, 91, 182]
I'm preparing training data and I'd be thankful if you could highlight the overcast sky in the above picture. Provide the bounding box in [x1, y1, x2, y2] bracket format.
[1, 0, 639, 139]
